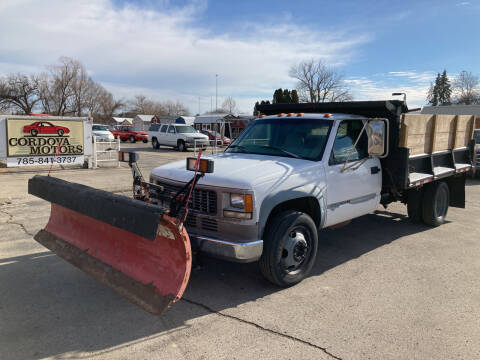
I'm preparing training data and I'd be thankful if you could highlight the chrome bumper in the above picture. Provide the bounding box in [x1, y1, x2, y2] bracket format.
[189, 233, 263, 263]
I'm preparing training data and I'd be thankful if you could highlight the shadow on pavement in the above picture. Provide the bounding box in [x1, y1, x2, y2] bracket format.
[0, 209, 431, 359]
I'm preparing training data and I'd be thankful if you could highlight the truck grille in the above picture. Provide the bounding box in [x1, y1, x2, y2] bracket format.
[154, 180, 217, 215]
[184, 213, 218, 232]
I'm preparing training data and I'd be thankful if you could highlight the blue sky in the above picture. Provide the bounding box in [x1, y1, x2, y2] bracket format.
[0, 0, 479, 113]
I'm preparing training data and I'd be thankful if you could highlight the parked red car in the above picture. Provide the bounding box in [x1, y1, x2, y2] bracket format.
[110, 126, 148, 143]
[200, 129, 231, 146]
[23, 121, 70, 136]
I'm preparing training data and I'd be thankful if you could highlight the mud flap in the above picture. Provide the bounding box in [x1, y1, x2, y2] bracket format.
[28, 175, 191, 315]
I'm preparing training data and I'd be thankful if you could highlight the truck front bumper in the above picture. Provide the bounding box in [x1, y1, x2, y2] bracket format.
[189, 233, 263, 263]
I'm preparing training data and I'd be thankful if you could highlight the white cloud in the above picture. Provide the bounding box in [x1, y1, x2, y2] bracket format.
[0, 0, 370, 114]
[346, 70, 436, 108]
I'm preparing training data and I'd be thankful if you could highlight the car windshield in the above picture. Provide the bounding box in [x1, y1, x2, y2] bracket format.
[176, 126, 197, 133]
[93, 125, 109, 131]
[226, 117, 332, 161]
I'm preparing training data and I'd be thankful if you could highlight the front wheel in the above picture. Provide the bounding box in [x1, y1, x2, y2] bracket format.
[130, 135, 136, 143]
[422, 181, 449, 227]
[260, 210, 318, 287]
[177, 140, 186, 152]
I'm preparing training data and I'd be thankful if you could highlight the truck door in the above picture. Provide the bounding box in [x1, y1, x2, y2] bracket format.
[324, 119, 381, 227]
[167, 125, 177, 146]
[158, 124, 168, 144]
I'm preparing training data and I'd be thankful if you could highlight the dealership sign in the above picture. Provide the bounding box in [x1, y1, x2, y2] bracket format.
[5, 118, 86, 167]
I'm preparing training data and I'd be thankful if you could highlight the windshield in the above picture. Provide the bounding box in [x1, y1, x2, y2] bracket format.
[226, 117, 332, 161]
[92, 125, 109, 131]
[474, 130, 480, 143]
[176, 125, 197, 134]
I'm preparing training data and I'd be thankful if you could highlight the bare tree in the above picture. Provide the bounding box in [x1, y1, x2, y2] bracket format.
[221, 96, 237, 114]
[97, 89, 124, 122]
[162, 100, 189, 116]
[289, 59, 351, 103]
[453, 71, 480, 105]
[0, 73, 40, 114]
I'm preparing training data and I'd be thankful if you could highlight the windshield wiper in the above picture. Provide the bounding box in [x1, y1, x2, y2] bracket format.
[259, 145, 303, 159]
[227, 144, 250, 153]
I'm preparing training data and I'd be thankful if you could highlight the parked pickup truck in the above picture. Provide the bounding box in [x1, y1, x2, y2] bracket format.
[110, 125, 148, 143]
[148, 123, 209, 151]
[147, 101, 475, 286]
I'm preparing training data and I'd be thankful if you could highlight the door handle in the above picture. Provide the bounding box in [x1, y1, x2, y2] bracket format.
[371, 166, 381, 174]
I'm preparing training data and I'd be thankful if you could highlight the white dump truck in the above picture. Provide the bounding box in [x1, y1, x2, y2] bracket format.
[148, 100, 475, 286]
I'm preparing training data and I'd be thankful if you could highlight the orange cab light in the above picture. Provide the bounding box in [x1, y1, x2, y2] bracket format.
[277, 113, 284, 117]
[244, 194, 253, 212]
[259, 114, 265, 118]
[324, 113, 332, 118]
[296, 112, 304, 117]
[287, 113, 293, 117]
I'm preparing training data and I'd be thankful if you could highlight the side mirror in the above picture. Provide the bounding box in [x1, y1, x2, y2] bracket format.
[367, 119, 389, 158]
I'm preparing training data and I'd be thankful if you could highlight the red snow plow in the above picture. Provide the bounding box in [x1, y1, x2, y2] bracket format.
[28, 151, 212, 315]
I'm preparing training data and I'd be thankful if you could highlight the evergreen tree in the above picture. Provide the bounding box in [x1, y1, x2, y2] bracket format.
[427, 70, 452, 106]
[439, 70, 451, 105]
[428, 73, 441, 106]
[282, 89, 291, 103]
[291, 89, 299, 103]
[273, 88, 283, 104]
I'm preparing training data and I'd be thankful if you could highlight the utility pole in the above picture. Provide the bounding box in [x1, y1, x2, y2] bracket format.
[210, 96, 213, 113]
[198, 96, 200, 115]
[215, 74, 218, 112]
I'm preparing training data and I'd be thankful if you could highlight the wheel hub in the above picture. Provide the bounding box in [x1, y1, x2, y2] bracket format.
[282, 230, 308, 271]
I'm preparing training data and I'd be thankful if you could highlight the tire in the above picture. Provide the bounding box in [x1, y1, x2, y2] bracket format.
[177, 140, 186, 152]
[57, 129, 64, 136]
[260, 210, 318, 287]
[30, 129, 38, 136]
[407, 188, 423, 223]
[142, 139, 148, 143]
[422, 181, 449, 227]
[130, 135, 136, 143]
[152, 138, 160, 149]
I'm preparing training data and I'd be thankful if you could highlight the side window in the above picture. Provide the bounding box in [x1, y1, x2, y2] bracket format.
[160, 125, 168, 133]
[168, 126, 176, 134]
[330, 120, 368, 165]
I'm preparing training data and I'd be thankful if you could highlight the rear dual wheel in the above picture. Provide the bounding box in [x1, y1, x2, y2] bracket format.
[260, 210, 318, 287]
[407, 181, 449, 227]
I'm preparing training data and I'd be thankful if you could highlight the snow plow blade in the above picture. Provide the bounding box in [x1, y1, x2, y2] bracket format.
[28, 175, 191, 315]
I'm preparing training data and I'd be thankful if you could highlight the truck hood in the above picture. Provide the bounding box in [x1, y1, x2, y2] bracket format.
[150, 152, 317, 189]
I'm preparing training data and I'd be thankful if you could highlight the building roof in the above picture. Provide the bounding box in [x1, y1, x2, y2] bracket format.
[112, 117, 133, 124]
[194, 114, 233, 124]
[134, 114, 155, 123]
[421, 105, 480, 117]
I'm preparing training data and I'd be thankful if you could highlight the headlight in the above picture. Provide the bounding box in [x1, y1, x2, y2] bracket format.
[230, 194, 245, 208]
[224, 193, 253, 219]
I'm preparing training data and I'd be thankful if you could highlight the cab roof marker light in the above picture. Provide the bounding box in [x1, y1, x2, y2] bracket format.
[259, 114, 265, 118]
[277, 113, 284, 117]
[296, 113, 304, 117]
[287, 113, 293, 117]
[324, 113, 332, 118]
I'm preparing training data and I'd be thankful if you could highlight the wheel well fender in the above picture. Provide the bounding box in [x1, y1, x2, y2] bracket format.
[259, 195, 323, 239]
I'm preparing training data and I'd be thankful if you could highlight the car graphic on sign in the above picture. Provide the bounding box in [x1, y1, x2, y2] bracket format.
[23, 122, 70, 136]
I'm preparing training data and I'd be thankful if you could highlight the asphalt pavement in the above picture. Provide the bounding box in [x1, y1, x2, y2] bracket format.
[1, 143, 480, 359]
